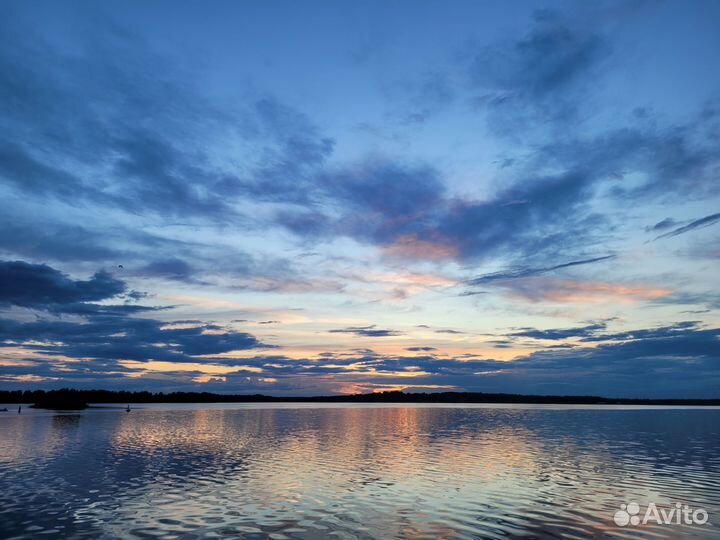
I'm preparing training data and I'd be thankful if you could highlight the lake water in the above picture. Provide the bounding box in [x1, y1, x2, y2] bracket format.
[1, 404, 718, 539]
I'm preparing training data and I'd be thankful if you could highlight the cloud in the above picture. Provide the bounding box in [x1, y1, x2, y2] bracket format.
[0, 261, 268, 372]
[0, 21, 337, 224]
[370, 10, 709, 267]
[3, 5, 710, 276]
[228, 98, 335, 204]
[326, 160, 444, 220]
[0, 260, 126, 308]
[0, 4, 718, 401]
[0, 142, 97, 203]
[653, 212, 720, 241]
[271, 11, 712, 268]
[345, 86, 719, 268]
[328, 325, 403, 337]
[108, 131, 236, 218]
[432, 170, 609, 262]
[1, 5, 715, 274]
[0, 20, 239, 220]
[466, 255, 615, 286]
[509, 322, 607, 341]
[646, 217, 679, 232]
[307, 159, 447, 247]
[381, 234, 460, 261]
[537, 112, 720, 200]
[315, 322, 720, 398]
[457, 290, 489, 297]
[281, 162, 611, 264]
[465, 9, 609, 135]
[0, 208, 321, 296]
[463, 324, 720, 398]
[650, 292, 720, 311]
[577, 321, 702, 342]
[0, 317, 266, 363]
[2, 270, 718, 398]
[500, 277, 671, 304]
[196, 323, 720, 397]
[231, 276, 344, 294]
[0, 216, 127, 262]
[138, 258, 198, 283]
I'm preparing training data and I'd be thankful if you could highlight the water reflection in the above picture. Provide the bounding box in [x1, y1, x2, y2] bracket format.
[1, 406, 718, 539]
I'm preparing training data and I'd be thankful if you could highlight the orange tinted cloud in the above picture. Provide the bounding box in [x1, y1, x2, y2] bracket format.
[336, 382, 457, 394]
[382, 234, 459, 261]
[0, 374, 61, 382]
[506, 278, 672, 304]
[119, 360, 263, 376]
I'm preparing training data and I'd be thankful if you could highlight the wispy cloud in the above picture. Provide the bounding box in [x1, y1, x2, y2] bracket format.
[466, 255, 615, 286]
[653, 212, 720, 241]
[508, 322, 607, 340]
[646, 217, 679, 232]
[328, 325, 403, 337]
[502, 278, 672, 304]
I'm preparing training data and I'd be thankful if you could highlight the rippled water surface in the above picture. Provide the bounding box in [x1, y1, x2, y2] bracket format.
[1, 404, 719, 539]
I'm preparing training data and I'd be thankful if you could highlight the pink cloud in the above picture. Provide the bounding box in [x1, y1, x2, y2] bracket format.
[503, 277, 672, 304]
[382, 234, 459, 261]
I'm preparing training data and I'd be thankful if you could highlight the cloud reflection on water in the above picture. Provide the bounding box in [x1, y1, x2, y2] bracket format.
[1, 406, 719, 539]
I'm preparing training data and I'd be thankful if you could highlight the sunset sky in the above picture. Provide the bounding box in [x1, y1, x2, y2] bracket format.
[1, 1, 719, 397]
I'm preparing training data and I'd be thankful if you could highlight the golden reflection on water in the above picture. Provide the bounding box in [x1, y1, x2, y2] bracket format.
[103, 407, 548, 538]
[1, 406, 719, 540]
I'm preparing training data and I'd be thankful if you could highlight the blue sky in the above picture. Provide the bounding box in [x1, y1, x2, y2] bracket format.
[1, 0, 719, 397]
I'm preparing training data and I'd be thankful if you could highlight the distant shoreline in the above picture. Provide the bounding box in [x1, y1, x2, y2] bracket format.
[2, 389, 719, 407]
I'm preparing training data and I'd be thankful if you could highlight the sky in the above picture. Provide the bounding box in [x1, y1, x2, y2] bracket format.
[0, 0, 719, 398]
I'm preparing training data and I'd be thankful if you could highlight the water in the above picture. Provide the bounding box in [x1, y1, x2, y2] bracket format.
[1, 404, 718, 539]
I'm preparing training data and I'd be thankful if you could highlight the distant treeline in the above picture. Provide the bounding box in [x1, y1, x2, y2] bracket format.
[1, 388, 719, 406]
